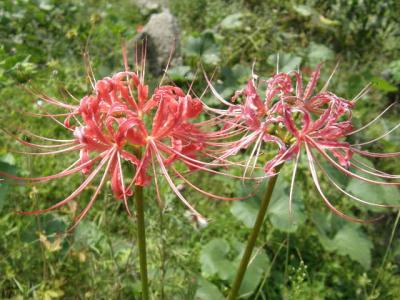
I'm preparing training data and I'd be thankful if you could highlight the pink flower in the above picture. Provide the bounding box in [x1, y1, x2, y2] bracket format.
[1, 49, 247, 228]
[206, 64, 400, 222]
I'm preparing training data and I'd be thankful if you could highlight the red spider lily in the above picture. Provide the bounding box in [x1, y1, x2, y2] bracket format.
[206, 64, 400, 222]
[1, 48, 252, 229]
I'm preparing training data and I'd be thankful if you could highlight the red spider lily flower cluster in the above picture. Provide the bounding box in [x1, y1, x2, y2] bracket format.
[1, 51, 252, 228]
[207, 65, 400, 222]
[3, 49, 399, 227]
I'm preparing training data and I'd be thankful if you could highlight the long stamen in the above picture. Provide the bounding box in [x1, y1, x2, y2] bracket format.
[305, 143, 376, 223]
[69, 149, 117, 230]
[172, 166, 254, 201]
[243, 131, 264, 179]
[1, 129, 75, 149]
[314, 155, 399, 208]
[19, 129, 74, 143]
[351, 83, 371, 103]
[309, 138, 400, 186]
[351, 148, 400, 158]
[117, 152, 132, 216]
[11, 144, 84, 156]
[151, 155, 164, 208]
[203, 69, 235, 107]
[353, 122, 400, 146]
[288, 151, 301, 216]
[348, 103, 396, 135]
[17, 148, 115, 215]
[320, 61, 340, 93]
[0, 152, 105, 182]
[151, 141, 204, 219]
[350, 159, 400, 179]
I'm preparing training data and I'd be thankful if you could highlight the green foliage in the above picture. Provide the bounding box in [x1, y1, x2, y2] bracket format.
[316, 219, 373, 269]
[1, 0, 400, 299]
[183, 31, 221, 66]
[199, 238, 269, 297]
[267, 53, 302, 74]
[347, 156, 400, 211]
[231, 170, 306, 232]
[195, 277, 224, 300]
[220, 13, 243, 31]
[0, 154, 16, 210]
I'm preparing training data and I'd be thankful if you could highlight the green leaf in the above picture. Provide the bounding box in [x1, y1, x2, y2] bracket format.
[268, 193, 306, 233]
[0, 153, 16, 165]
[267, 53, 302, 73]
[268, 176, 306, 232]
[307, 43, 335, 66]
[314, 213, 373, 269]
[202, 52, 220, 65]
[195, 278, 224, 300]
[199, 238, 270, 297]
[347, 177, 400, 210]
[231, 174, 306, 232]
[230, 200, 258, 228]
[371, 77, 398, 92]
[199, 238, 235, 281]
[231, 64, 252, 82]
[41, 214, 68, 236]
[211, 64, 251, 101]
[319, 15, 340, 26]
[293, 5, 314, 17]
[233, 243, 270, 297]
[332, 224, 373, 269]
[39, 0, 54, 11]
[220, 13, 243, 30]
[73, 221, 104, 252]
[346, 156, 400, 211]
[183, 32, 220, 65]
[183, 36, 203, 57]
[389, 59, 400, 82]
[167, 65, 194, 82]
[0, 155, 17, 210]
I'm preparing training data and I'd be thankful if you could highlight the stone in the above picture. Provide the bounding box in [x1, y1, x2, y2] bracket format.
[130, 9, 181, 75]
[133, 0, 168, 15]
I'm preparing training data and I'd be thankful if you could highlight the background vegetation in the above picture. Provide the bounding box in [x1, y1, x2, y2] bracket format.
[1, 0, 399, 299]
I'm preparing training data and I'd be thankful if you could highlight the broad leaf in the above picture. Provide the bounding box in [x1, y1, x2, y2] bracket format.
[0, 154, 16, 210]
[230, 200, 258, 228]
[195, 278, 224, 300]
[73, 221, 104, 253]
[307, 43, 334, 66]
[267, 53, 302, 73]
[233, 242, 270, 297]
[183, 32, 220, 65]
[199, 238, 270, 297]
[293, 5, 314, 17]
[220, 13, 243, 30]
[332, 224, 373, 269]
[199, 238, 235, 281]
[346, 156, 400, 211]
[371, 76, 398, 93]
[167, 65, 194, 82]
[314, 213, 373, 269]
[268, 175, 304, 232]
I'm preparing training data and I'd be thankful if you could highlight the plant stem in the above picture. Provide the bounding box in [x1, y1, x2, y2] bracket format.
[135, 184, 149, 300]
[369, 210, 400, 297]
[227, 164, 283, 300]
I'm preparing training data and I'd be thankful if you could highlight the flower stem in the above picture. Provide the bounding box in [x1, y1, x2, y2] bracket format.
[135, 185, 149, 300]
[369, 210, 400, 297]
[227, 164, 283, 300]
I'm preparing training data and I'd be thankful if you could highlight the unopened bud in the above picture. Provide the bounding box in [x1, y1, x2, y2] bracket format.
[177, 183, 185, 191]
[194, 215, 208, 228]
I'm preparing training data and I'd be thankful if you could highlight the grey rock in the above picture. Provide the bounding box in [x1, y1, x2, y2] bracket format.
[130, 9, 181, 75]
[133, 0, 168, 15]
